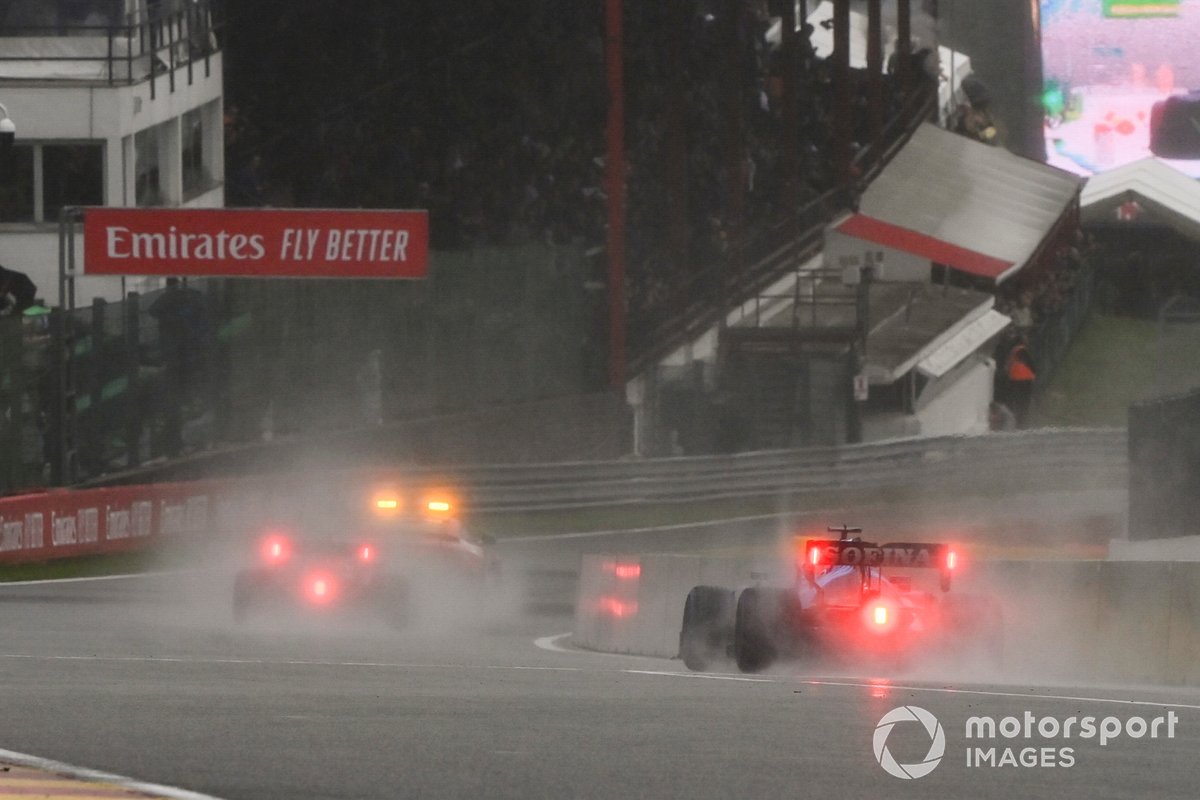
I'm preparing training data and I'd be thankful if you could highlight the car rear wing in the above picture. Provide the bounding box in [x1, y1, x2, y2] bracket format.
[800, 539, 958, 590]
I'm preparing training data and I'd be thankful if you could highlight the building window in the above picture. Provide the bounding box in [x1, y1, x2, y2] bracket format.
[0, 143, 102, 224]
[0, 146, 35, 223]
[135, 126, 162, 206]
[42, 144, 103, 220]
[181, 107, 208, 198]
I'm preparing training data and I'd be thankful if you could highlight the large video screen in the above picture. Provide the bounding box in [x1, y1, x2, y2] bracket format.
[1042, 0, 1200, 175]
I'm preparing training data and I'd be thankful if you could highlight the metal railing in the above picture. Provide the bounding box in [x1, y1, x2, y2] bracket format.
[627, 82, 937, 376]
[397, 427, 1127, 512]
[0, 0, 217, 99]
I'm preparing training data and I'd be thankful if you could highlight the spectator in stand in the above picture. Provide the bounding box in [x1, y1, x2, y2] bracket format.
[0, 264, 37, 317]
[1003, 333, 1037, 427]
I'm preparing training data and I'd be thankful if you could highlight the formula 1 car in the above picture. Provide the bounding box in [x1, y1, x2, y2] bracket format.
[232, 485, 497, 627]
[678, 526, 1002, 673]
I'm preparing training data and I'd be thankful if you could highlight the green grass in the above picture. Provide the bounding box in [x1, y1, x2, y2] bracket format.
[0, 549, 163, 582]
[1034, 312, 1200, 428]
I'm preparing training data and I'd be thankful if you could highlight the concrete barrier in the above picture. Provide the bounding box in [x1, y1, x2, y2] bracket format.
[575, 553, 1200, 687]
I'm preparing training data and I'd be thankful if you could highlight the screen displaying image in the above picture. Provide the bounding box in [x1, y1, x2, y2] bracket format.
[1042, 0, 1200, 175]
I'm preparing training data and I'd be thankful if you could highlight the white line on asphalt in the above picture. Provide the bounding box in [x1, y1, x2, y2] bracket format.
[0, 746, 224, 800]
[623, 669, 774, 683]
[503, 513, 789, 542]
[0, 653, 583, 672]
[501, 507, 870, 543]
[795, 679, 1200, 711]
[0, 570, 192, 587]
[533, 632, 574, 652]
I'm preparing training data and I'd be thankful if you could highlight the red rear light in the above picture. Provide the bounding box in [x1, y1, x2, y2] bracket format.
[809, 545, 821, 566]
[260, 534, 291, 566]
[306, 573, 336, 604]
[358, 544, 375, 563]
[864, 601, 896, 633]
[946, 550, 958, 570]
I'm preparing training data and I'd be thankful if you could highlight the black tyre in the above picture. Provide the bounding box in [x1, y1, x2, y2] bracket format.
[679, 586, 734, 672]
[734, 587, 777, 673]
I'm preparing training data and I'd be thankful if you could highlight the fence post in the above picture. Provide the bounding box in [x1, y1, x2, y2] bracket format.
[125, 292, 142, 468]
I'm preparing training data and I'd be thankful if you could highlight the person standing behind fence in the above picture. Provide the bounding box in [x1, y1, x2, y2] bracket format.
[1004, 334, 1037, 427]
[149, 278, 212, 455]
[0, 264, 37, 317]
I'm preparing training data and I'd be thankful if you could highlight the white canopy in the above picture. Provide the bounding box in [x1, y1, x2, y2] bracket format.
[856, 123, 1084, 283]
[1081, 157, 1200, 241]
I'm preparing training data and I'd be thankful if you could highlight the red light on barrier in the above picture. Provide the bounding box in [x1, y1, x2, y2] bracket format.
[599, 597, 638, 618]
[605, 562, 641, 580]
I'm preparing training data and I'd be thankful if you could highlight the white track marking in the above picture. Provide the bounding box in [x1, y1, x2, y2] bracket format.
[0, 746, 224, 800]
[0, 653, 582, 672]
[533, 632, 574, 652]
[794, 678, 1200, 711]
[0, 571, 190, 587]
[501, 507, 874, 543]
[623, 669, 773, 683]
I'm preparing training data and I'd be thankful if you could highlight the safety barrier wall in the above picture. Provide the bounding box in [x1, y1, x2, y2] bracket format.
[0, 480, 257, 565]
[574, 554, 1200, 687]
[0, 426, 1126, 564]
[428, 427, 1127, 512]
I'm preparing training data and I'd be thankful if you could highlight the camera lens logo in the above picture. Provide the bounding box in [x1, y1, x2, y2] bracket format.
[873, 705, 946, 779]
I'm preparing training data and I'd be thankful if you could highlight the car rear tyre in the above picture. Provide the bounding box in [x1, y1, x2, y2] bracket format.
[679, 585, 733, 672]
[734, 588, 777, 673]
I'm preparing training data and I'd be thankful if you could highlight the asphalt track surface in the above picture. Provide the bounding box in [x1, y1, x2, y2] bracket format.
[4, 491, 1196, 800]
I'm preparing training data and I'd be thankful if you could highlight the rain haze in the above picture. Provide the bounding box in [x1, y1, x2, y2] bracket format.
[3, 1, 1200, 799]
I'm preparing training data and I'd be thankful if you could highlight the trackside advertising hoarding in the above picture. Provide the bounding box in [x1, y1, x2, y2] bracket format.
[82, 207, 429, 278]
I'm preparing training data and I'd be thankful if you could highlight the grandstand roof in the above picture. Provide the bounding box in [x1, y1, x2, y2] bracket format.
[857, 123, 1084, 283]
[1080, 158, 1200, 241]
[833, 214, 1014, 280]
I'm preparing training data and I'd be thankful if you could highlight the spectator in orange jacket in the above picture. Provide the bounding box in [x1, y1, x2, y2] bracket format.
[1004, 335, 1037, 426]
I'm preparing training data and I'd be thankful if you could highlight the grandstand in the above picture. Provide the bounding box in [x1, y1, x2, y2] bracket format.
[0, 0, 1102, 491]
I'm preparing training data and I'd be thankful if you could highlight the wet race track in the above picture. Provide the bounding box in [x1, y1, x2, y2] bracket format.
[2, 494, 1198, 800]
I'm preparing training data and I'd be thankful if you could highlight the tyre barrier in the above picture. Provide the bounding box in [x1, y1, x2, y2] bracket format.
[573, 554, 1200, 687]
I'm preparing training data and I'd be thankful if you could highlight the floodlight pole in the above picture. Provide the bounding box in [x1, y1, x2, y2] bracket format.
[605, 0, 627, 391]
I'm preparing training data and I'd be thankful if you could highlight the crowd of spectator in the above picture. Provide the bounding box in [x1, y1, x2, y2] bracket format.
[222, 0, 928, 348]
[994, 231, 1094, 334]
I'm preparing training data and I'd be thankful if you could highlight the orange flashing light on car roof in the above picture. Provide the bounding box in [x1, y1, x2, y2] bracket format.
[375, 498, 400, 510]
[427, 500, 452, 513]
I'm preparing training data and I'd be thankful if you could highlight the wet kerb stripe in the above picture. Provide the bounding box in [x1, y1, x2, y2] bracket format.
[0, 764, 167, 798]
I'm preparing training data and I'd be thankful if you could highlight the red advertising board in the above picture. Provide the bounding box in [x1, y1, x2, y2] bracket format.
[82, 207, 429, 278]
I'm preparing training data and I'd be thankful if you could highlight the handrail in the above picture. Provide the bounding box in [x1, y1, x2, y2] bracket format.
[628, 81, 937, 378]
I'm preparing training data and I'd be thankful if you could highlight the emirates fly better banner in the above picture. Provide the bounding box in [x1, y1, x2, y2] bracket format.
[82, 207, 429, 278]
